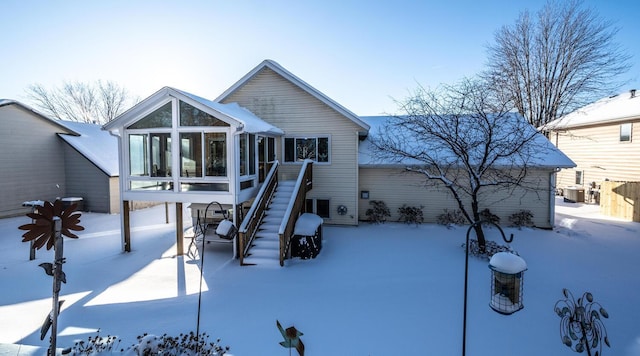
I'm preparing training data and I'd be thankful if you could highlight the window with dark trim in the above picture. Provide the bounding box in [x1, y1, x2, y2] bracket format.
[284, 137, 329, 163]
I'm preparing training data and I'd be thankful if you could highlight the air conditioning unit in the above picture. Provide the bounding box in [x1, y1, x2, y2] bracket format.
[564, 187, 585, 203]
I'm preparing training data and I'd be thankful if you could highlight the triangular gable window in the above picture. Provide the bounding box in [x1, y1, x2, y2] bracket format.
[128, 102, 172, 129]
[180, 101, 229, 127]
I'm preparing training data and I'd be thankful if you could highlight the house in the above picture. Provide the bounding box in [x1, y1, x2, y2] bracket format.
[104, 60, 575, 265]
[0, 99, 120, 218]
[544, 90, 640, 220]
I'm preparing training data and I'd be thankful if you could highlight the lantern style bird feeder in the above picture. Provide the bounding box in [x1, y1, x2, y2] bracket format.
[489, 252, 527, 314]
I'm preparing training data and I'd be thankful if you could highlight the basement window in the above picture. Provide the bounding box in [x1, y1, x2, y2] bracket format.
[306, 198, 330, 219]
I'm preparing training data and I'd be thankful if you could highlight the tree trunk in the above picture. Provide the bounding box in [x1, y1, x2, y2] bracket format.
[471, 200, 487, 252]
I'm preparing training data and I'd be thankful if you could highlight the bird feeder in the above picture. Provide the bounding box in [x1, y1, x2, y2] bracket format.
[489, 252, 527, 314]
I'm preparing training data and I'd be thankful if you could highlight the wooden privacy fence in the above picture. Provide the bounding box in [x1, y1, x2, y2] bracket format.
[600, 181, 640, 222]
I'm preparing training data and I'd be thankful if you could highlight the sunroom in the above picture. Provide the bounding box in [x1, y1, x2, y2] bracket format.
[103, 87, 284, 253]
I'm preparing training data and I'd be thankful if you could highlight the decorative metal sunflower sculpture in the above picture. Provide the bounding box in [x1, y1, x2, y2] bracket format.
[19, 200, 84, 250]
[555, 288, 610, 356]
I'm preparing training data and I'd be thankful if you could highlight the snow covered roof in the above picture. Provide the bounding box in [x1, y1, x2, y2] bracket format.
[215, 59, 370, 133]
[358, 115, 576, 169]
[544, 90, 640, 130]
[58, 121, 119, 177]
[172, 88, 284, 135]
[103, 87, 283, 136]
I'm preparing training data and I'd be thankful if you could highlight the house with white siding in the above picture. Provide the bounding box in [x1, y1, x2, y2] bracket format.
[0, 100, 120, 218]
[104, 59, 575, 266]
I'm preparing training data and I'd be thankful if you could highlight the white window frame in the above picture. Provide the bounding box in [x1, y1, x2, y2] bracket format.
[620, 123, 632, 142]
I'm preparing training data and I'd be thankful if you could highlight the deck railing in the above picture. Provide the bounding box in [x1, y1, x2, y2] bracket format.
[238, 161, 279, 265]
[278, 159, 313, 266]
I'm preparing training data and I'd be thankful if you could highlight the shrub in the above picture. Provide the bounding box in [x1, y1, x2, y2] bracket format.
[63, 331, 229, 355]
[479, 208, 500, 225]
[508, 210, 534, 228]
[437, 209, 466, 227]
[398, 205, 424, 225]
[365, 200, 391, 224]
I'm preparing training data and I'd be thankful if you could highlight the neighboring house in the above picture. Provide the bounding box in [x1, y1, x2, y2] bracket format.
[57, 121, 120, 214]
[544, 90, 640, 198]
[0, 99, 120, 218]
[104, 59, 575, 263]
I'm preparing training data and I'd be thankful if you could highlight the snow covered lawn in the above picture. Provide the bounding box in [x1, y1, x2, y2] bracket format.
[1, 198, 639, 355]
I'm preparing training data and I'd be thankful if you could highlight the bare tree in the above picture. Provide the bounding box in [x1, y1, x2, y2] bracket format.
[371, 79, 548, 251]
[485, 0, 630, 127]
[26, 80, 137, 124]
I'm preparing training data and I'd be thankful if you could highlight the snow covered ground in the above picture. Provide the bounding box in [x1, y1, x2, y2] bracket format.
[1, 197, 639, 355]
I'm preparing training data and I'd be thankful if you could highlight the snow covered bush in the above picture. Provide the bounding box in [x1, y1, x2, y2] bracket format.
[437, 209, 466, 227]
[508, 210, 534, 228]
[479, 208, 500, 225]
[365, 200, 391, 224]
[465, 239, 515, 260]
[63, 331, 230, 355]
[398, 204, 424, 225]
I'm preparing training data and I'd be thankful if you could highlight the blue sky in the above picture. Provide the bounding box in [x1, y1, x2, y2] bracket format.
[2, 0, 638, 116]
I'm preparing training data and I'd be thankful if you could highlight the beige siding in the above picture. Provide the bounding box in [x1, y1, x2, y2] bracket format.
[553, 120, 640, 190]
[109, 177, 120, 213]
[359, 168, 554, 228]
[0, 105, 70, 217]
[221, 68, 362, 225]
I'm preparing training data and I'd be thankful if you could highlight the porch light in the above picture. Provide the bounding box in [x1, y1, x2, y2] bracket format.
[488, 252, 527, 314]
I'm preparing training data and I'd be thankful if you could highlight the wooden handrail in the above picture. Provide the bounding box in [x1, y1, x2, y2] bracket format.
[278, 159, 313, 266]
[238, 161, 279, 265]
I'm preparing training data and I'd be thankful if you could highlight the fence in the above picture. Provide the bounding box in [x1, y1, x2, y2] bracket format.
[599, 181, 640, 222]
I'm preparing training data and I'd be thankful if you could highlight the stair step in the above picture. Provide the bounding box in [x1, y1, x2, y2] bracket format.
[242, 256, 282, 268]
[249, 240, 280, 249]
[255, 231, 279, 240]
[263, 215, 282, 223]
[260, 223, 280, 231]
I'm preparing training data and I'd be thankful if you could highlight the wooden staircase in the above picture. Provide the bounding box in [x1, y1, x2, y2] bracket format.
[238, 159, 313, 267]
[240, 181, 295, 267]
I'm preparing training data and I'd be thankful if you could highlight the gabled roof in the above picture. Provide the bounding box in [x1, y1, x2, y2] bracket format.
[58, 121, 119, 177]
[103, 87, 283, 136]
[215, 59, 370, 133]
[359, 115, 576, 169]
[544, 90, 640, 130]
[0, 99, 80, 135]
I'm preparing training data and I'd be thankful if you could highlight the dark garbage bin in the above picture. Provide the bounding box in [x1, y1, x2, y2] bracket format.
[61, 197, 84, 211]
[291, 213, 323, 259]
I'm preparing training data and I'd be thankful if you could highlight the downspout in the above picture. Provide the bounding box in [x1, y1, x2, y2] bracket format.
[231, 125, 244, 226]
[549, 168, 560, 227]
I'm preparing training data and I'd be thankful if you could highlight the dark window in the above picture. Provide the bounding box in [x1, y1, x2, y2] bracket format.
[179, 101, 229, 127]
[316, 199, 330, 218]
[305, 198, 330, 218]
[575, 171, 583, 185]
[128, 102, 172, 129]
[284, 137, 330, 163]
